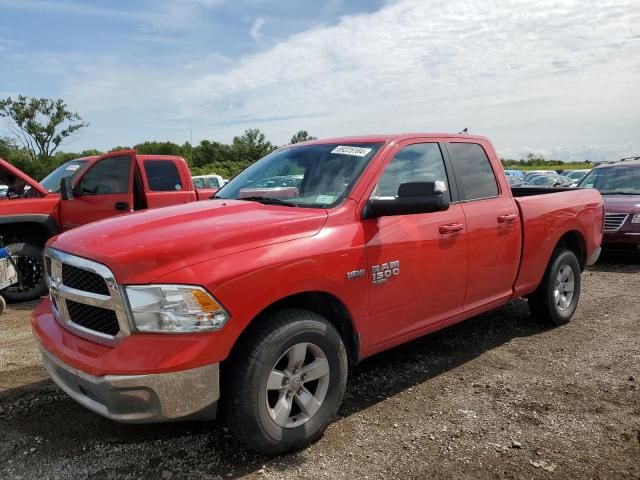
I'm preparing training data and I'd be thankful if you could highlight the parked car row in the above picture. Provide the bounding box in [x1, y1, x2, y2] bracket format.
[504, 168, 591, 188]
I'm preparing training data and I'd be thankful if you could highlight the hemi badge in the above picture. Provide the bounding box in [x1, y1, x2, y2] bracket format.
[346, 269, 365, 280]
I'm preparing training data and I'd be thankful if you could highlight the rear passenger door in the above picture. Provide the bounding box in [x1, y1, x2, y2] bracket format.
[140, 158, 194, 208]
[364, 140, 468, 346]
[445, 141, 521, 310]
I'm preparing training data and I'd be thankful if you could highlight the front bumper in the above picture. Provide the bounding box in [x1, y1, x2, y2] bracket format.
[602, 230, 640, 249]
[40, 345, 219, 423]
[586, 246, 602, 266]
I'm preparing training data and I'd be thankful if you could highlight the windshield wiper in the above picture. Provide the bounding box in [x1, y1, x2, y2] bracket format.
[239, 196, 299, 207]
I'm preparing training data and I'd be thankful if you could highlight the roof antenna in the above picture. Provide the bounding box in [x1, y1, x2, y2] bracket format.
[458, 127, 468, 134]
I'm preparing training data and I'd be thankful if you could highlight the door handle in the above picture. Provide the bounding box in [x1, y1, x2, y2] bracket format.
[498, 213, 518, 223]
[439, 223, 464, 234]
[115, 202, 129, 211]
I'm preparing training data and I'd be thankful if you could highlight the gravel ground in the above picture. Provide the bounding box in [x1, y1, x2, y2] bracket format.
[0, 254, 638, 480]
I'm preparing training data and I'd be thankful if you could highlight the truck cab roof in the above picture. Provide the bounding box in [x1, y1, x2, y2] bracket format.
[297, 133, 489, 147]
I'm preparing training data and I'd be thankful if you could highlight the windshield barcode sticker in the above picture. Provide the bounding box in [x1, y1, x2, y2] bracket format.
[331, 146, 372, 157]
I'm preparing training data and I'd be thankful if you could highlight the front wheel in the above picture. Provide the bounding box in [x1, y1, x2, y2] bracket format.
[223, 309, 348, 455]
[1, 242, 48, 303]
[528, 249, 581, 326]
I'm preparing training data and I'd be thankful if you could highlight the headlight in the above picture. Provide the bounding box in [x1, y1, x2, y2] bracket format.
[631, 213, 640, 224]
[125, 285, 230, 333]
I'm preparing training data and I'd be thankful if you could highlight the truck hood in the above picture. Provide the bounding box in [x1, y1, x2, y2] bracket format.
[0, 158, 48, 196]
[602, 194, 640, 213]
[49, 200, 328, 283]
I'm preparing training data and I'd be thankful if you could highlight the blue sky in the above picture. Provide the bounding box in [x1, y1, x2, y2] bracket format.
[1, 0, 639, 161]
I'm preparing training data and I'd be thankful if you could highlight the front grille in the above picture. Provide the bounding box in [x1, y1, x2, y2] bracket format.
[66, 300, 120, 336]
[46, 248, 127, 341]
[604, 213, 628, 232]
[62, 263, 109, 295]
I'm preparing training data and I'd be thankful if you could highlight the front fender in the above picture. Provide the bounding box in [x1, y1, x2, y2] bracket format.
[154, 234, 369, 362]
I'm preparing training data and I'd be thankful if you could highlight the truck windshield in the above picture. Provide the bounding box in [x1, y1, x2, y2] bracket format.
[578, 166, 640, 195]
[215, 143, 383, 208]
[40, 159, 89, 193]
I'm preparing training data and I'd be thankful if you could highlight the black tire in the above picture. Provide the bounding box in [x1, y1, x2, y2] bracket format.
[1, 242, 47, 303]
[528, 249, 581, 326]
[223, 308, 348, 455]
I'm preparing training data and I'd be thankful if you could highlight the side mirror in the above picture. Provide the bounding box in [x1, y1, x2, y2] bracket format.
[60, 177, 74, 200]
[363, 181, 450, 219]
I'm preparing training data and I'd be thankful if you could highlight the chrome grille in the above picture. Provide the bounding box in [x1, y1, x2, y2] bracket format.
[45, 248, 130, 344]
[66, 300, 119, 335]
[604, 213, 628, 232]
[62, 263, 109, 295]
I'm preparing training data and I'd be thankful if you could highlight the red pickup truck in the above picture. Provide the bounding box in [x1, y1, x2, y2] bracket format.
[31, 134, 603, 454]
[0, 150, 214, 301]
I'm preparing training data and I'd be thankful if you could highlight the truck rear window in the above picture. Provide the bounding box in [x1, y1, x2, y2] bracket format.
[144, 160, 183, 192]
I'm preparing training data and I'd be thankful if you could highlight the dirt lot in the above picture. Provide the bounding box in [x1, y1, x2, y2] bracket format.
[0, 254, 639, 480]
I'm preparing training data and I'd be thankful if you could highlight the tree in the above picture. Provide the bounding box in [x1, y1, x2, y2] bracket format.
[133, 140, 186, 156]
[192, 140, 231, 168]
[290, 130, 316, 144]
[230, 128, 277, 167]
[0, 95, 88, 163]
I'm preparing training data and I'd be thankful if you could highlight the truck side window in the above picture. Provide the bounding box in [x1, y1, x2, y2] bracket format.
[78, 156, 131, 195]
[448, 143, 498, 200]
[144, 160, 183, 191]
[372, 143, 450, 200]
[193, 178, 205, 189]
[208, 178, 220, 189]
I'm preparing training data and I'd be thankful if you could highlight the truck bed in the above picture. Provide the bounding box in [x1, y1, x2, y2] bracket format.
[511, 187, 604, 298]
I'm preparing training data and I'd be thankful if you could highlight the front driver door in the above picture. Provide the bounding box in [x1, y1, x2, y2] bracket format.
[363, 140, 468, 347]
[59, 151, 135, 230]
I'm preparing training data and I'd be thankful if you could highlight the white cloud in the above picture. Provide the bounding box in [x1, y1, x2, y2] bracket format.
[250, 17, 266, 41]
[6, 0, 639, 160]
[173, 0, 640, 160]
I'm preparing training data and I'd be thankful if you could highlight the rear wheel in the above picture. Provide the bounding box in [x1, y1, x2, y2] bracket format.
[1, 243, 47, 303]
[223, 309, 348, 455]
[528, 249, 581, 326]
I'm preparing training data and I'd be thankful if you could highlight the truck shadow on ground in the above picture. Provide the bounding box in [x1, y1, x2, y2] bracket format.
[0, 298, 553, 479]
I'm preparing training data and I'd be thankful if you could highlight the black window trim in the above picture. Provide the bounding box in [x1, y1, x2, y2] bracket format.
[438, 141, 460, 204]
[442, 141, 501, 203]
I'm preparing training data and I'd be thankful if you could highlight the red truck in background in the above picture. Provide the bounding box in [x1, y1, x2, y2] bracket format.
[0, 150, 216, 302]
[31, 133, 604, 455]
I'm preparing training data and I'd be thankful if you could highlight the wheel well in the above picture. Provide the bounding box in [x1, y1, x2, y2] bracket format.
[555, 231, 586, 270]
[0, 222, 52, 246]
[232, 291, 360, 366]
